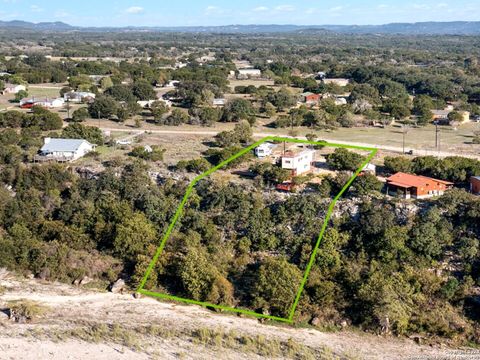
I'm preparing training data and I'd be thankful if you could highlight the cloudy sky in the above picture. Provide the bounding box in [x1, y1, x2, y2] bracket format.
[1, 0, 479, 27]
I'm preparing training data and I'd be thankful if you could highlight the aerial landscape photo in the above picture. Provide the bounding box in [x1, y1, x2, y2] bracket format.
[1, 0, 480, 359]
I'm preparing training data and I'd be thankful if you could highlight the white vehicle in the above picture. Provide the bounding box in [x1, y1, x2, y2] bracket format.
[255, 143, 275, 158]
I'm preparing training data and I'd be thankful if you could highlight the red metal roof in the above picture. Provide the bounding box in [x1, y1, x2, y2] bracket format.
[387, 172, 453, 188]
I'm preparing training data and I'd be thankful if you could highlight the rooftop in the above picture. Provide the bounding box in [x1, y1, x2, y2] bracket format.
[282, 148, 315, 158]
[40, 138, 92, 153]
[387, 172, 453, 188]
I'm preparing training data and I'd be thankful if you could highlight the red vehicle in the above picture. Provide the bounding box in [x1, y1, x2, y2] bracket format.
[276, 182, 295, 192]
[20, 102, 35, 109]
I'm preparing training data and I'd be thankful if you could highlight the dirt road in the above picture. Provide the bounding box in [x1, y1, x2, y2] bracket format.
[1, 274, 478, 360]
[96, 126, 480, 159]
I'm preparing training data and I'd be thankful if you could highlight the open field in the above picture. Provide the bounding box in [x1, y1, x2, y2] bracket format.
[27, 85, 63, 98]
[82, 117, 480, 159]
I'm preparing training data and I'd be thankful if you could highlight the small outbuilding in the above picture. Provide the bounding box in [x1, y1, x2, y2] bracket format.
[301, 92, 321, 104]
[470, 176, 480, 195]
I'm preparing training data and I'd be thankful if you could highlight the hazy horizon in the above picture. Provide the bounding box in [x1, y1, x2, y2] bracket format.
[0, 0, 479, 27]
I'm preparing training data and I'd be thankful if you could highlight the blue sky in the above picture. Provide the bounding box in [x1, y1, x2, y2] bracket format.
[1, 0, 479, 27]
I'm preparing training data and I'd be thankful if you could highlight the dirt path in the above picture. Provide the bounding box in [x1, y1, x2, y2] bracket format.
[1, 275, 478, 360]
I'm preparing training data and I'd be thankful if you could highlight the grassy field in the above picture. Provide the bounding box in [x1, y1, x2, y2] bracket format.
[28, 86, 62, 98]
[255, 122, 480, 155]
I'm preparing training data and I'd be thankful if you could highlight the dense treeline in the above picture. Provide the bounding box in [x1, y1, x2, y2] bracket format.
[0, 154, 478, 343]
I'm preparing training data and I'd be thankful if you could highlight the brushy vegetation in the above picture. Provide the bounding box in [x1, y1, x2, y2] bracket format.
[7, 300, 47, 322]
[41, 322, 338, 359]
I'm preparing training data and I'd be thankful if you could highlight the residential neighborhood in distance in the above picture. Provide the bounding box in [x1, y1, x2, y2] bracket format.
[0, 1, 480, 359]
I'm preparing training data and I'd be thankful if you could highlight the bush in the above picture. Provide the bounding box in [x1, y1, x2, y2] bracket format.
[176, 158, 211, 173]
[8, 300, 47, 322]
[326, 148, 366, 171]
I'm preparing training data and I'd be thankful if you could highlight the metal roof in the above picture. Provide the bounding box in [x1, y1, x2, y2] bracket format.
[387, 172, 453, 188]
[40, 138, 91, 153]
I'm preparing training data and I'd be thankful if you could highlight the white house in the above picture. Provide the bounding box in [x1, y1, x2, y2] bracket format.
[255, 142, 275, 158]
[281, 149, 315, 176]
[20, 97, 64, 109]
[334, 97, 348, 106]
[64, 91, 96, 103]
[212, 98, 226, 107]
[2, 84, 26, 95]
[137, 100, 157, 108]
[164, 80, 180, 88]
[38, 138, 95, 161]
[323, 78, 350, 87]
[237, 68, 262, 79]
[37, 98, 65, 108]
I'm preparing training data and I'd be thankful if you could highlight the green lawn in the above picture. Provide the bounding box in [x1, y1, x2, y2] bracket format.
[28, 87, 62, 98]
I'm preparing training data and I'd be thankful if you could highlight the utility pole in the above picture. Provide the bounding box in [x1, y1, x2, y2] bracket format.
[66, 100, 71, 119]
[435, 123, 440, 152]
[402, 124, 410, 154]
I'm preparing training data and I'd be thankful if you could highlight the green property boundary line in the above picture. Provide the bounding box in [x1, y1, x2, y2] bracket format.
[137, 136, 378, 324]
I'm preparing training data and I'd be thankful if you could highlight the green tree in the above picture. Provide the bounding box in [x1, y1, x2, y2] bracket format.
[71, 107, 89, 122]
[384, 156, 412, 174]
[14, 90, 28, 103]
[326, 148, 366, 171]
[113, 212, 156, 262]
[132, 80, 157, 100]
[62, 123, 103, 145]
[88, 95, 119, 119]
[252, 258, 302, 317]
[150, 101, 169, 124]
[178, 247, 220, 301]
[352, 173, 383, 195]
[222, 98, 256, 124]
[100, 76, 114, 90]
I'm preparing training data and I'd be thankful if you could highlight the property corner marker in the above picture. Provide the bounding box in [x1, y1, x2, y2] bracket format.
[137, 136, 378, 323]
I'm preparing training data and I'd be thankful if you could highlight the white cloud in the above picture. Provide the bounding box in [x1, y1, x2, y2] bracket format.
[275, 4, 295, 12]
[377, 4, 389, 9]
[305, 8, 317, 14]
[30, 5, 43, 13]
[125, 6, 144, 14]
[437, 2, 449, 8]
[205, 5, 227, 15]
[329, 6, 344, 12]
[253, 6, 269, 12]
[412, 4, 430, 10]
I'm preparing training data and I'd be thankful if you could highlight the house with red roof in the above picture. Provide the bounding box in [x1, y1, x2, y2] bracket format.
[386, 172, 453, 199]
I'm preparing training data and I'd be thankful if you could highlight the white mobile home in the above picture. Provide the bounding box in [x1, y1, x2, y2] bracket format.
[237, 68, 261, 79]
[255, 142, 275, 158]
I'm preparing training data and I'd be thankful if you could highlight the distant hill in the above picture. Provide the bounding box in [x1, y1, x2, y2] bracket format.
[0, 20, 479, 35]
[0, 20, 73, 31]
[319, 22, 480, 35]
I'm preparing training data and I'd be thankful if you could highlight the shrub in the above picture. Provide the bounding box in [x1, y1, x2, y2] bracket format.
[8, 300, 47, 322]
